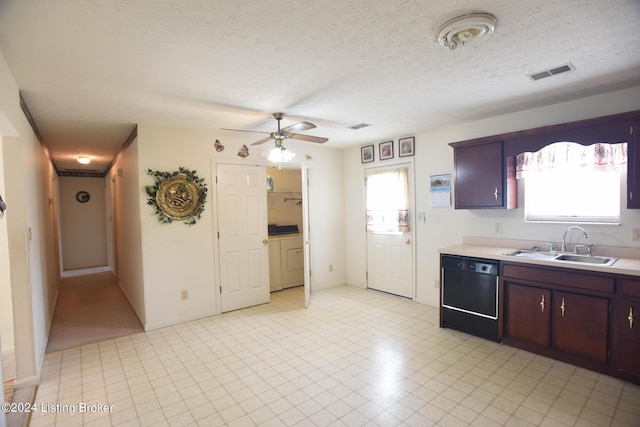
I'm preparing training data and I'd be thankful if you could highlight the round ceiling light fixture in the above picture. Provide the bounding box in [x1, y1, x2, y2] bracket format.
[77, 156, 91, 165]
[436, 12, 497, 50]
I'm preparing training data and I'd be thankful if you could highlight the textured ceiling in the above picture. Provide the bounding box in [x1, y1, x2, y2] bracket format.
[1, 0, 639, 173]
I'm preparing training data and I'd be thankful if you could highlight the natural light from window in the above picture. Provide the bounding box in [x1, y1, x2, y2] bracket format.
[366, 167, 410, 233]
[518, 142, 627, 224]
[524, 169, 621, 223]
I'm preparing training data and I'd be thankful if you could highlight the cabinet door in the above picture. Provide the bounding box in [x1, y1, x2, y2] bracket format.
[628, 121, 639, 209]
[268, 239, 282, 291]
[617, 299, 640, 377]
[506, 284, 551, 346]
[554, 291, 609, 363]
[454, 141, 504, 208]
[280, 237, 304, 288]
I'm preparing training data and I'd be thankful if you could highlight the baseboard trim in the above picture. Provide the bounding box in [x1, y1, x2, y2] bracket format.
[312, 280, 347, 292]
[144, 309, 219, 331]
[13, 374, 39, 387]
[61, 266, 112, 278]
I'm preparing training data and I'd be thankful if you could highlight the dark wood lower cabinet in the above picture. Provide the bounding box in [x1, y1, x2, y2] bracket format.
[504, 283, 610, 365]
[431, 257, 640, 384]
[616, 298, 640, 379]
[553, 291, 609, 363]
[500, 262, 634, 381]
[506, 284, 551, 347]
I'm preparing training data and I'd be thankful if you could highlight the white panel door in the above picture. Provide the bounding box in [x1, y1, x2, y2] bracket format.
[217, 164, 270, 312]
[365, 164, 414, 298]
[367, 231, 412, 297]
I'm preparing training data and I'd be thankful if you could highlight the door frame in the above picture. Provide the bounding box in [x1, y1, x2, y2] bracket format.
[301, 164, 311, 307]
[211, 161, 313, 313]
[364, 160, 416, 300]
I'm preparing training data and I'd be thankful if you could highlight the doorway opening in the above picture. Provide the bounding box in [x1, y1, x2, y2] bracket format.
[266, 167, 305, 303]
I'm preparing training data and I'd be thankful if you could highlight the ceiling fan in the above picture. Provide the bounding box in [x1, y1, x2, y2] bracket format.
[221, 112, 329, 146]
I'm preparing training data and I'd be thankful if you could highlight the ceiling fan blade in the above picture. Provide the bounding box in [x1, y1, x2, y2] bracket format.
[220, 128, 270, 134]
[289, 134, 329, 144]
[282, 121, 316, 133]
[251, 136, 274, 145]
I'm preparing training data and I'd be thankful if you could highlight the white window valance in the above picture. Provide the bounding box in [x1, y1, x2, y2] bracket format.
[516, 142, 627, 179]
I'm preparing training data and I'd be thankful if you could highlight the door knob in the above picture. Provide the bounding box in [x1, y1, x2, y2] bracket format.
[263, 239, 268, 245]
[405, 239, 411, 245]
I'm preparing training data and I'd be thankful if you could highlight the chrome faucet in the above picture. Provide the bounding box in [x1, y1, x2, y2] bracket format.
[561, 226, 588, 252]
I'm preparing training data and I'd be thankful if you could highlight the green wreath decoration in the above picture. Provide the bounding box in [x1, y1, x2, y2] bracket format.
[145, 167, 208, 226]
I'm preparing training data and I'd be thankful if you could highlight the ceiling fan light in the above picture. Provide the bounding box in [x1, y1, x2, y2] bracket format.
[268, 146, 295, 163]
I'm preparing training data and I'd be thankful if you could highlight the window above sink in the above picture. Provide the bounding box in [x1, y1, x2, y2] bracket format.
[517, 142, 626, 224]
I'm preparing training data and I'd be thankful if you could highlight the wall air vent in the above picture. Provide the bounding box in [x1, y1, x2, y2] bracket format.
[59, 169, 105, 177]
[527, 63, 575, 81]
[349, 123, 371, 130]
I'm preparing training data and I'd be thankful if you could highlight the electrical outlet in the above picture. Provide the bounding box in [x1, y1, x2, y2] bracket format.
[633, 228, 640, 241]
[181, 290, 189, 300]
[434, 279, 440, 289]
[329, 264, 333, 272]
[494, 223, 502, 234]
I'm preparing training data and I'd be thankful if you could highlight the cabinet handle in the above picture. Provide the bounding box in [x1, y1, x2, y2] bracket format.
[561, 298, 566, 317]
[540, 295, 545, 312]
[629, 307, 634, 329]
[494, 186, 499, 201]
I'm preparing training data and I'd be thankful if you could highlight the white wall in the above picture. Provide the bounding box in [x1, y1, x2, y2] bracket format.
[0, 48, 58, 384]
[0, 136, 14, 358]
[0, 337, 4, 427]
[111, 137, 146, 325]
[134, 125, 345, 330]
[345, 86, 640, 307]
[59, 177, 108, 271]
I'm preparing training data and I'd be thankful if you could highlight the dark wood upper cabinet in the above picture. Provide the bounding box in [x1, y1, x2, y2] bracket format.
[449, 110, 640, 209]
[451, 140, 516, 209]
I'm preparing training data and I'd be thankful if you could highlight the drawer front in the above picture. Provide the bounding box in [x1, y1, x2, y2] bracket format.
[621, 278, 640, 298]
[502, 264, 614, 293]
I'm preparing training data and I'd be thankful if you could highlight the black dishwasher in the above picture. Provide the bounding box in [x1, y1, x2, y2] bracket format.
[441, 254, 500, 342]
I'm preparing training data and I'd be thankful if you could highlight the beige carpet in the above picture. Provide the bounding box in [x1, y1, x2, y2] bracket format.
[46, 272, 143, 353]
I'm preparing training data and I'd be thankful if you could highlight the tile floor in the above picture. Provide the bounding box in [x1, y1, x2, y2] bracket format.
[28, 285, 640, 426]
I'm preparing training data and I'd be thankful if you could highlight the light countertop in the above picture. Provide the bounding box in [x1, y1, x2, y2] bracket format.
[439, 242, 640, 277]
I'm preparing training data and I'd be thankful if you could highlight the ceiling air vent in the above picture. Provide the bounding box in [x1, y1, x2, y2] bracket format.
[527, 63, 575, 81]
[349, 123, 371, 130]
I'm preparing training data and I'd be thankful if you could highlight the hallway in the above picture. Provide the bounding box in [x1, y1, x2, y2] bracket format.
[46, 272, 143, 353]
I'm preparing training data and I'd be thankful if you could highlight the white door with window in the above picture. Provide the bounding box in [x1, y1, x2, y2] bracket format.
[217, 164, 270, 312]
[366, 164, 414, 298]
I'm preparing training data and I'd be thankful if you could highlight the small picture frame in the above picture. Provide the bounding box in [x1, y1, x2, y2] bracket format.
[399, 137, 415, 157]
[361, 145, 374, 163]
[379, 140, 394, 160]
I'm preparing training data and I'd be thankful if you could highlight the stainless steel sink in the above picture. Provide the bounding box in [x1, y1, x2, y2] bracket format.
[503, 249, 618, 266]
[553, 253, 618, 266]
[503, 249, 557, 260]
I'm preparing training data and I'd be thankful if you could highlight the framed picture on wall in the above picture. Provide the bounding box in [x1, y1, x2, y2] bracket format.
[361, 145, 374, 163]
[379, 140, 394, 160]
[399, 137, 415, 157]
